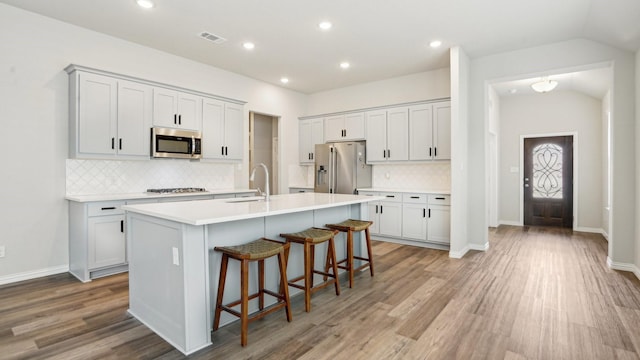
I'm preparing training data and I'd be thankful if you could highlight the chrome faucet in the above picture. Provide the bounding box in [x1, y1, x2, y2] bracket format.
[249, 163, 270, 202]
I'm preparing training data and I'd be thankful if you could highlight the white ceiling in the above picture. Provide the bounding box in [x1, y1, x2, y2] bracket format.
[1, 0, 639, 94]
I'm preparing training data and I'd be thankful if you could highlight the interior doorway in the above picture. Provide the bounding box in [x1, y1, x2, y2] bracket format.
[523, 135, 574, 228]
[249, 112, 279, 195]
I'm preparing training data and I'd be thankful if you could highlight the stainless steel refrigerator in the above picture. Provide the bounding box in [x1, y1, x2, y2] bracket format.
[314, 141, 372, 194]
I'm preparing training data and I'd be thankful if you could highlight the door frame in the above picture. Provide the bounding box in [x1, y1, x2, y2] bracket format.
[519, 131, 578, 230]
[248, 111, 281, 195]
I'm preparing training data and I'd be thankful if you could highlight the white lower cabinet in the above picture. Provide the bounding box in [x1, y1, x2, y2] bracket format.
[88, 214, 125, 269]
[360, 190, 450, 247]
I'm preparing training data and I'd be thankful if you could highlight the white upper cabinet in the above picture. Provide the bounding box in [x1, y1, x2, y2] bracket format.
[299, 117, 324, 164]
[71, 71, 151, 160]
[202, 98, 243, 161]
[153, 88, 202, 131]
[325, 112, 365, 142]
[117, 80, 152, 157]
[409, 101, 451, 161]
[365, 107, 408, 163]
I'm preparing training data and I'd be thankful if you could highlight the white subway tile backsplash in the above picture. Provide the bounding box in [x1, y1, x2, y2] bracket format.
[66, 159, 234, 195]
[372, 163, 450, 190]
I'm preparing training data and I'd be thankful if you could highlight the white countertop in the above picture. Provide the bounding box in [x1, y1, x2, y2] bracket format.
[65, 189, 257, 203]
[123, 192, 384, 226]
[357, 188, 451, 195]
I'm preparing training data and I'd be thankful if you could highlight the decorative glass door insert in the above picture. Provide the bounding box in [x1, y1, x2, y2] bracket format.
[532, 143, 563, 199]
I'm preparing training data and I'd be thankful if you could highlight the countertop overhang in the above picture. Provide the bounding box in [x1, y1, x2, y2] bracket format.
[123, 192, 385, 226]
[65, 189, 257, 202]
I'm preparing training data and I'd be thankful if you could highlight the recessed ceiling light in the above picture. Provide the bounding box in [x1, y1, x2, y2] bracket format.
[318, 21, 332, 30]
[340, 62, 350, 69]
[280, 77, 289, 84]
[429, 40, 442, 48]
[136, 0, 154, 9]
[242, 42, 255, 50]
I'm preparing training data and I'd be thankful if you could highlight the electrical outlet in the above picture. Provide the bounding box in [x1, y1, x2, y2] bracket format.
[0, 245, 5, 258]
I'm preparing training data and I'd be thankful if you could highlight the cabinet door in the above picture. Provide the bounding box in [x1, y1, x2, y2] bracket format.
[177, 93, 202, 131]
[344, 112, 365, 140]
[223, 103, 243, 160]
[117, 80, 152, 158]
[433, 102, 451, 160]
[324, 115, 344, 142]
[386, 107, 409, 161]
[310, 118, 324, 160]
[378, 201, 402, 237]
[409, 104, 433, 160]
[365, 110, 387, 162]
[366, 202, 380, 235]
[299, 120, 313, 163]
[428, 205, 450, 243]
[153, 88, 178, 128]
[402, 203, 427, 240]
[78, 73, 117, 155]
[88, 215, 126, 269]
[202, 98, 225, 159]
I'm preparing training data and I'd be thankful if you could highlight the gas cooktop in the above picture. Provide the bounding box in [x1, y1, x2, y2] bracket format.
[146, 187, 207, 194]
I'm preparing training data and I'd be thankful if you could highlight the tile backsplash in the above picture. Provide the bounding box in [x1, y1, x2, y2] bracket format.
[66, 159, 234, 195]
[372, 163, 450, 190]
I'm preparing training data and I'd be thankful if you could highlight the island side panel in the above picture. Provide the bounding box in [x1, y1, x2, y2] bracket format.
[127, 213, 209, 355]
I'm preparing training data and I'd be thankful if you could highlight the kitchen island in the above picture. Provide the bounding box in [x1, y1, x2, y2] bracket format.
[122, 192, 382, 355]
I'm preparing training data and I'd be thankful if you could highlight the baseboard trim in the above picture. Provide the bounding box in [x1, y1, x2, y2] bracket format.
[0, 265, 69, 286]
[469, 242, 490, 252]
[499, 220, 521, 226]
[574, 226, 605, 235]
[607, 257, 640, 281]
[449, 246, 469, 259]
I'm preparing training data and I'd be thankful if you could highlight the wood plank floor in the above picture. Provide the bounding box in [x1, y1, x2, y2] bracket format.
[2, 226, 640, 359]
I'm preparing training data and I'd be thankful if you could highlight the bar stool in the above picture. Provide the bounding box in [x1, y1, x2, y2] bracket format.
[213, 238, 292, 346]
[325, 219, 374, 288]
[279, 227, 340, 312]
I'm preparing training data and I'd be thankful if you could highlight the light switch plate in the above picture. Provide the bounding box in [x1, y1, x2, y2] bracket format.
[172, 247, 179, 266]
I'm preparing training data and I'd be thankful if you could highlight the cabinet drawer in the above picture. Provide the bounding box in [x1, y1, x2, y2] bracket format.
[428, 194, 450, 205]
[358, 191, 378, 197]
[379, 192, 402, 202]
[402, 193, 428, 203]
[88, 202, 125, 217]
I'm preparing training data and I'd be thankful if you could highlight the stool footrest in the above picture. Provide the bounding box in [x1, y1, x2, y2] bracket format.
[223, 292, 261, 308]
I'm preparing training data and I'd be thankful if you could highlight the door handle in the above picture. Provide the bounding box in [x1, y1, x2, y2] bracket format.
[434, 147, 437, 157]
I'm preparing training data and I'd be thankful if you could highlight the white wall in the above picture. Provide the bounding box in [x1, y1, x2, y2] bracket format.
[306, 68, 450, 114]
[602, 90, 611, 239]
[466, 39, 635, 265]
[449, 47, 471, 257]
[636, 49, 640, 277]
[499, 91, 603, 230]
[0, 4, 308, 281]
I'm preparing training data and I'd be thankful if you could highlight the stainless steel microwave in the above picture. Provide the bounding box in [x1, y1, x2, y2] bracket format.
[151, 127, 202, 159]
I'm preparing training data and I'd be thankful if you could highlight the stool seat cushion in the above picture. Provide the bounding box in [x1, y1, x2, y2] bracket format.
[215, 239, 284, 260]
[326, 219, 373, 231]
[280, 228, 337, 244]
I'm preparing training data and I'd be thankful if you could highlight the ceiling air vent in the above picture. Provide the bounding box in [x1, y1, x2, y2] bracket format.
[198, 32, 227, 44]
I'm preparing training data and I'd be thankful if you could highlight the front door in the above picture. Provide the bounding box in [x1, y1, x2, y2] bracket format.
[523, 136, 573, 228]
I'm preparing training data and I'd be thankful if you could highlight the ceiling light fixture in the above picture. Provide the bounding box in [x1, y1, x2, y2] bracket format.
[429, 40, 442, 48]
[280, 77, 289, 84]
[318, 21, 332, 30]
[340, 62, 350, 69]
[531, 77, 558, 93]
[242, 42, 255, 50]
[136, 0, 154, 9]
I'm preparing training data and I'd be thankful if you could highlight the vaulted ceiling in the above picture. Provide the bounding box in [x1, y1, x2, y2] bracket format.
[1, 0, 639, 94]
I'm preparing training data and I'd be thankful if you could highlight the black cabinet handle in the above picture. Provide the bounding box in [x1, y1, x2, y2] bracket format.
[410, 196, 419, 199]
[428, 209, 431, 218]
[221, 146, 224, 156]
[119, 138, 122, 150]
[174, 114, 177, 124]
[429, 147, 432, 157]
[111, 138, 115, 150]
[101, 207, 116, 210]
[387, 149, 391, 158]
[225, 146, 228, 156]
[383, 150, 386, 158]
[386, 195, 395, 198]
[380, 206, 383, 214]
[120, 220, 124, 233]
[423, 209, 426, 218]
[375, 205, 378, 213]
[434, 147, 437, 157]
[311, 153, 314, 160]
[435, 197, 445, 200]
[178, 114, 182, 125]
